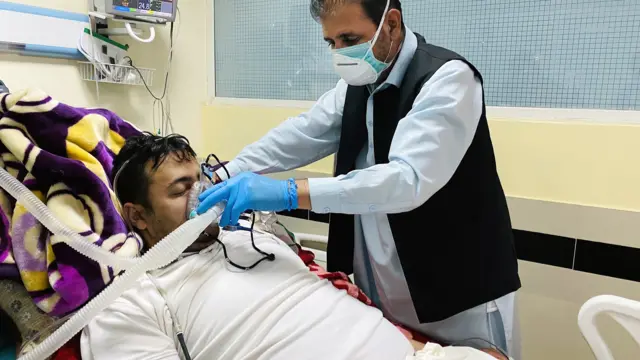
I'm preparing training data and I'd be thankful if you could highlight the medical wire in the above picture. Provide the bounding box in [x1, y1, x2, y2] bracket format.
[79, 8, 179, 132]
[147, 275, 192, 360]
[143, 216, 272, 360]
[123, 21, 173, 102]
[201, 153, 230, 183]
[122, 20, 173, 136]
[162, 7, 181, 136]
[213, 213, 276, 271]
[201, 154, 276, 270]
[123, 6, 181, 136]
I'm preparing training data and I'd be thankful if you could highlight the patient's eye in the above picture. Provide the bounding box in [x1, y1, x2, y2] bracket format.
[170, 181, 194, 197]
[174, 188, 189, 197]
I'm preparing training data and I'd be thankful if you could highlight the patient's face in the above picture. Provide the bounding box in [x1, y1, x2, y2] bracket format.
[140, 153, 199, 247]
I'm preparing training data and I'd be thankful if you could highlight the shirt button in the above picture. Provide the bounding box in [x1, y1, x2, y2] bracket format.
[368, 120, 373, 126]
[369, 205, 376, 212]
[323, 207, 331, 213]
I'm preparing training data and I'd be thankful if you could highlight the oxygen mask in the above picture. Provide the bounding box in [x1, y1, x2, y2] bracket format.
[186, 153, 229, 220]
[186, 176, 214, 220]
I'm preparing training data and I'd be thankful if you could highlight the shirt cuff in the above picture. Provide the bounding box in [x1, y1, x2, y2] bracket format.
[308, 177, 342, 214]
[214, 160, 243, 181]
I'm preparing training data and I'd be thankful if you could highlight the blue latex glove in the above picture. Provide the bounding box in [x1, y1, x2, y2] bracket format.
[197, 172, 298, 227]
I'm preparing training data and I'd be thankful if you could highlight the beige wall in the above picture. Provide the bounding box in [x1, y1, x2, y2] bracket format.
[0, 0, 208, 152]
[202, 104, 640, 211]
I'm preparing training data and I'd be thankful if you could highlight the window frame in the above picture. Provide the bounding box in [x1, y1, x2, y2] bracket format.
[206, 1, 640, 124]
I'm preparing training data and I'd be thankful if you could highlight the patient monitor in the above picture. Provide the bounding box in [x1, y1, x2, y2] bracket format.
[89, 0, 178, 43]
[105, 0, 177, 23]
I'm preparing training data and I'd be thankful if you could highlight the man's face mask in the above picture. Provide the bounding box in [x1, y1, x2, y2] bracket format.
[331, 0, 393, 86]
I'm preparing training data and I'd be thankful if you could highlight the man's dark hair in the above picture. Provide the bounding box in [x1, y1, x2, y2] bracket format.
[310, 0, 403, 26]
[112, 133, 196, 209]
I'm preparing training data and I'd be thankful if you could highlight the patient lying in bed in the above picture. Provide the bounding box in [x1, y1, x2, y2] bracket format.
[81, 134, 414, 360]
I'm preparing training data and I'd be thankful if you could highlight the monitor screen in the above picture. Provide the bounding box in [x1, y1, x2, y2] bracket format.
[111, 0, 175, 20]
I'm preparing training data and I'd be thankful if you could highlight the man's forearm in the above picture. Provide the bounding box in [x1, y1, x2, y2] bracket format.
[213, 175, 311, 210]
[295, 179, 312, 210]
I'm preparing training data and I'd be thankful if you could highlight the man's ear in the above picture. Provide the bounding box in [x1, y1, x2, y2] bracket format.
[386, 9, 402, 35]
[123, 203, 148, 231]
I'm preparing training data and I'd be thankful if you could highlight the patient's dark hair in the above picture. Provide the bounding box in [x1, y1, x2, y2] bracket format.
[112, 133, 196, 209]
[310, 0, 403, 26]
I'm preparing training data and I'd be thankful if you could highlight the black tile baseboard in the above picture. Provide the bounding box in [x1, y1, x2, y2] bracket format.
[280, 209, 329, 223]
[309, 212, 330, 223]
[574, 239, 640, 282]
[513, 230, 576, 269]
[278, 209, 310, 220]
[278, 209, 640, 283]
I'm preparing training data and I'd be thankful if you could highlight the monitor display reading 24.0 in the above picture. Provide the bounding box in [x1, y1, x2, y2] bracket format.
[113, 0, 174, 18]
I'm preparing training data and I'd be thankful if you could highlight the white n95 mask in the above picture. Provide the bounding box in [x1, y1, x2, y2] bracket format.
[331, 0, 393, 86]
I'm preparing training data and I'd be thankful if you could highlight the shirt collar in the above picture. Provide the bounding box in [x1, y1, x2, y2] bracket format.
[383, 26, 418, 88]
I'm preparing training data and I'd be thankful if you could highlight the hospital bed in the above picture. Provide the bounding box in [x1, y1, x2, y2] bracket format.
[296, 232, 328, 264]
[579, 295, 640, 360]
[299, 232, 640, 359]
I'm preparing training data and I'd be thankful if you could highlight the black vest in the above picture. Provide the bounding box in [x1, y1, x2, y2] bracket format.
[327, 33, 521, 323]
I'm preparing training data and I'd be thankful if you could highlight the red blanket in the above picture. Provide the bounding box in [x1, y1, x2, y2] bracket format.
[297, 246, 433, 344]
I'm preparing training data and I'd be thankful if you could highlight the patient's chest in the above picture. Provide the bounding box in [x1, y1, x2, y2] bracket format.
[147, 231, 413, 360]
[153, 231, 308, 319]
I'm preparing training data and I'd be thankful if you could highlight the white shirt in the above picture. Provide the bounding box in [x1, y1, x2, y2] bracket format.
[218, 28, 488, 331]
[81, 227, 414, 360]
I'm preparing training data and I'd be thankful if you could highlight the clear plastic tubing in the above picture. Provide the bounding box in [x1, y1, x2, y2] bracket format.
[0, 167, 224, 360]
[0, 168, 138, 269]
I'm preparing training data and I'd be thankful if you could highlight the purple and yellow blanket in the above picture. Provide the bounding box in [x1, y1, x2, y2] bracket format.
[0, 89, 142, 316]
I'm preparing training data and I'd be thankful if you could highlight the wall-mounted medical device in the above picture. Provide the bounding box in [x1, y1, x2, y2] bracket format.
[88, 0, 178, 43]
[106, 0, 177, 23]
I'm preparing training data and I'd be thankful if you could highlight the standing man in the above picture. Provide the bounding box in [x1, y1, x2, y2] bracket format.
[198, 0, 521, 357]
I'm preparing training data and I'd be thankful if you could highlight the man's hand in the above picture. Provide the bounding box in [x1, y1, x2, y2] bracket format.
[197, 172, 299, 226]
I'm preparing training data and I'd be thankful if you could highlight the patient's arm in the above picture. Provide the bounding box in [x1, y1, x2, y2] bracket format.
[80, 284, 180, 360]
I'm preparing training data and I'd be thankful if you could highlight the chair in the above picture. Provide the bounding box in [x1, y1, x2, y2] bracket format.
[578, 295, 640, 360]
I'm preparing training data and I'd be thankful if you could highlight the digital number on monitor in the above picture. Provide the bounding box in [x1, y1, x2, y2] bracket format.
[113, 0, 174, 17]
